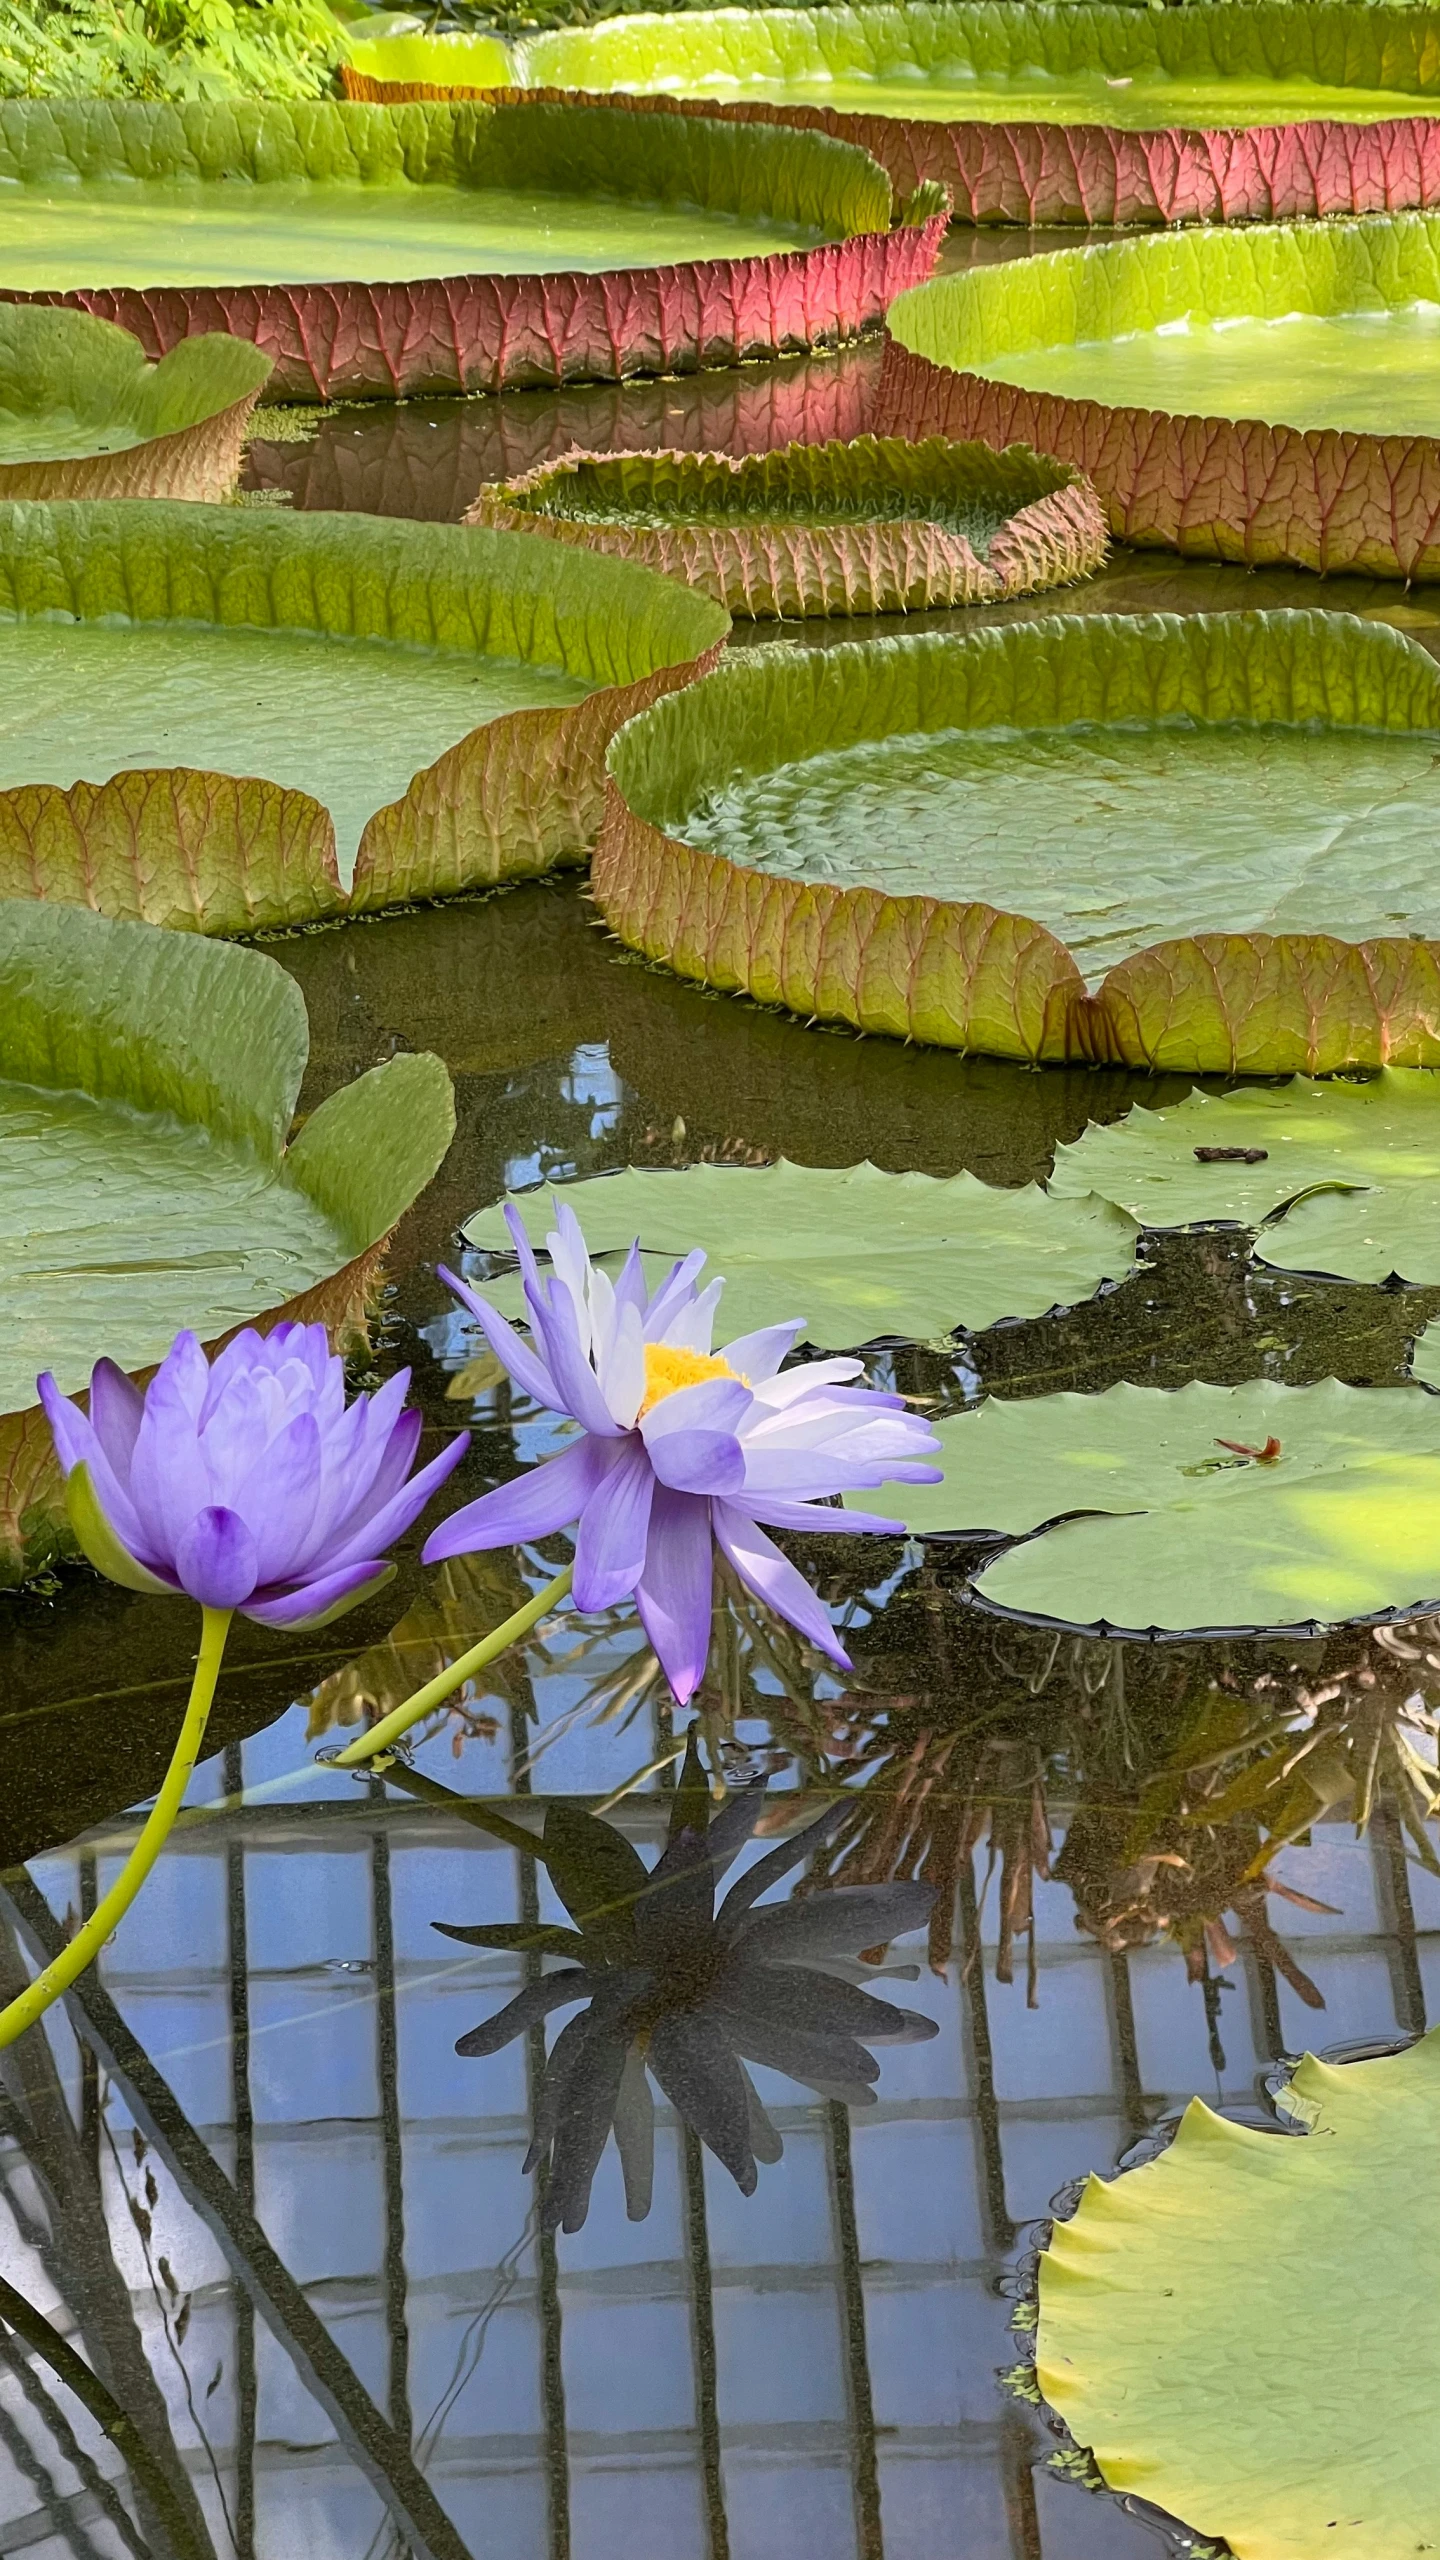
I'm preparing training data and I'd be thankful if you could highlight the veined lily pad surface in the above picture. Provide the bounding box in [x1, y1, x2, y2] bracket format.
[0, 98, 939, 400]
[460, 1160, 1140, 1345]
[1038, 2032, 1440, 2559]
[0, 500, 728, 935]
[0, 900, 455, 1579]
[467, 434, 1107, 617]
[853, 1379, 1440, 1634]
[1052, 1069, 1440, 1285]
[592, 607, 1440, 1076]
[347, 5, 1440, 229]
[882, 212, 1440, 579]
[0, 306, 271, 501]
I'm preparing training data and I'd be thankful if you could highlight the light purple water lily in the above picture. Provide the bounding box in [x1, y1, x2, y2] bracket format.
[39, 1324, 468, 1628]
[422, 1202, 942, 1702]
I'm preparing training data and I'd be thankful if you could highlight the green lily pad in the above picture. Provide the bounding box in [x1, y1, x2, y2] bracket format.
[0, 898, 455, 1578]
[460, 1161, 1140, 1347]
[593, 607, 1440, 1076]
[0, 499, 725, 934]
[1052, 1071, 1440, 1285]
[849, 1379, 1440, 1632]
[1039, 2030, 1440, 2559]
[469, 434, 1107, 620]
[370, 4, 1440, 135]
[1412, 1318, 1440, 1390]
[0, 306, 270, 497]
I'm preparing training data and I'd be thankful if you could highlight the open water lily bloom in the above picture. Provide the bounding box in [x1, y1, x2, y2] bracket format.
[422, 1202, 943, 1700]
[38, 1324, 469, 1627]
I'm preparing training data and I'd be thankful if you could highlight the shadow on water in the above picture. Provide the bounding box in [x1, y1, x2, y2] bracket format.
[5, 273, 1437, 2557]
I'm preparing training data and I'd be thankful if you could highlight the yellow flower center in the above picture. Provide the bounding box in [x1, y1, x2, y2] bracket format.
[638, 1343, 745, 1418]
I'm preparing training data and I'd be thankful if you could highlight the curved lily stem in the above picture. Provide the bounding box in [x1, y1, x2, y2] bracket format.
[0, 1606, 232, 2052]
[330, 1564, 575, 1769]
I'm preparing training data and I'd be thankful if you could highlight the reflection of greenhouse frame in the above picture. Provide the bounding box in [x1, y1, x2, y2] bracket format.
[882, 212, 1440, 581]
[0, 97, 944, 401]
[593, 607, 1440, 1075]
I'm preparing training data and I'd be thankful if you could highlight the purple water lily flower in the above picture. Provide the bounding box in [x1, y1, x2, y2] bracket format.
[39, 1324, 468, 1628]
[423, 1203, 942, 1701]
[434, 1757, 937, 2232]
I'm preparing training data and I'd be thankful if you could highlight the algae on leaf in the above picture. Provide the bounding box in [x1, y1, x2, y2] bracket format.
[1051, 1070, 1440, 1284]
[852, 1380, 1440, 1633]
[1039, 2029, 1440, 2559]
[0, 900, 456, 1576]
[461, 1160, 1139, 1346]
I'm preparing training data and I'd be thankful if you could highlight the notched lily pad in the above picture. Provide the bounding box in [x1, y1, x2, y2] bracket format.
[851, 1379, 1440, 1634]
[592, 608, 1440, 1077]
[461, 1160, 1140, 1347]
[1039, 2029, 1440, 2560]
[1052, 1069, 1440, 1284]
[0, 305, 271, 501]
[0, 899, 456, 1579]
[468, 435, 1106, 619]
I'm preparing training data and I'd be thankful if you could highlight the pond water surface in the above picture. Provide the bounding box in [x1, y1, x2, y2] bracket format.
[3, 283, 1438, 2560]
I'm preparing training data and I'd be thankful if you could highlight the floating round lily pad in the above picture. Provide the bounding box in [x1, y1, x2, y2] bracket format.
[851, 1379, 1440, 1634]
[344, 4, 1440, 230]
[592, 607, 1440, 1076]
[883, 210, 1440, 581]
[0, 498, 727, 937]
[1052, 1069, 1440, 1285]
[0, 97, 940, 401]
[1038, 2030, 1440, 2559]
[466, 434, 1106, 618]
[461, 1160, 1139, 1346]
[0, 306, 271, 502]
[0, 900, 455, 1581]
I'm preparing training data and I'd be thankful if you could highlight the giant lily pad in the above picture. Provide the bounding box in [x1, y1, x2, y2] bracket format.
[0, 899, 455, 1580]
[0, 307, 271, 502]
[0, 499, 727, 935]
[852, 1380, 1440, 1633]
[460, 1160, 1140, 1346]
[0, 98, 938, 401]
[591, 607, 1440, 1077]
[345, 6, 1440, 230]
[466, 434, 1106, 619]
[1051, 1069, 1440, 1285]
[1038, 2030, 1440, 2559]
[883, 210, 1440, 580]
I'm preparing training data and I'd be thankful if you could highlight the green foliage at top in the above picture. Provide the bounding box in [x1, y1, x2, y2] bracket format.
[0, 0, 342, 100]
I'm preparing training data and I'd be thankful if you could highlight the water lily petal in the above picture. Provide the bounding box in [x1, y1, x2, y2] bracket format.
[656, 1274, 725, 1355]
[647, 2011, 757, 2195]
[738, 1495, 907, 1537]
[87, 1358, 144, 1479]
[174, 1505, 260, 1609]
[63, 1461, 176, 1596]
[573, 1438, 655, 1610]
[440, 1264, 561, 1412]
[235, 1410, 323, 1590]
[641, 1377, 750, 1493]
[634, 1485, 714, 1705]
[640, 1249, 707, 1339]
[422, 1436, 605, 1564]
[455, 1968, 595, 2058]
[718, 1321, 803, 1381]
[323, 1427, 468, 1572]
[243, 1558, 396, 1630]
[733, 1883, 936, 1962]
[712, 1502, 850, 1669]
[533, 1267, 627, 1439]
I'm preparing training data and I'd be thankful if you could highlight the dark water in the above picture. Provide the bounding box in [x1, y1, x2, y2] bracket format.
[3, 294, 1438, 2560]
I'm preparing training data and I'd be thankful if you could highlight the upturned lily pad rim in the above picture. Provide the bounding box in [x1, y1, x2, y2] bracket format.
[0, 308, 271, 464]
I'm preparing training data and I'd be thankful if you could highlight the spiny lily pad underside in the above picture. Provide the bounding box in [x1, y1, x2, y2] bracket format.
[0, 498, 728, 937]
[0, 901, 456, 1579]
[345, 5, 1440, 229]
[467, 434, 1107, 617]
[591, 607, 1440, 1076]
[0, 97, 940, 400]
[881, 209, 1440, 579]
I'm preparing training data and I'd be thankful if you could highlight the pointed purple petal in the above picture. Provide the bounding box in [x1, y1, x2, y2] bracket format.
[422, 1436, 605, 1564]
[243, 1558, 395, 1629]
[742, 1495, 909, 1536]
[442, 1264, 563, 1412]
[718, 1321, 803, 1381]
[634, 1485, 714, 1705]
[712, 1502, 849, 1669]
[87, 1359, 144, 1477]
[322, 1429, 468, 1571]
[174, 1506, 259, 1609]
[573, 1438, 654, 1610]
[532, 1276, 625, 1440]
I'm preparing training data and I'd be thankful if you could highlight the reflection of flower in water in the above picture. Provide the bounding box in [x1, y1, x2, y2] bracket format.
[434, 1746, 936, 2232]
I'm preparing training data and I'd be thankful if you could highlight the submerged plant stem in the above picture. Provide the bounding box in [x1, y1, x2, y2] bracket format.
[0, 1605, 232, 2051]
[331, 1565, 575, 1769]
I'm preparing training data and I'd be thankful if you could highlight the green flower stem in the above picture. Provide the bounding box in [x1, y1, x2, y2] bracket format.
[330, 1563, 575, 1769]
[0, 1604, 232, 2052]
